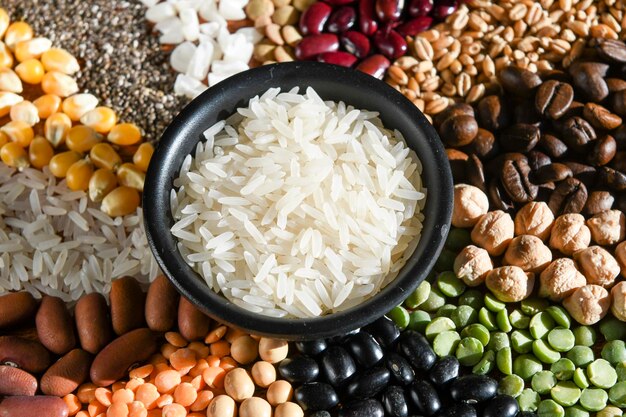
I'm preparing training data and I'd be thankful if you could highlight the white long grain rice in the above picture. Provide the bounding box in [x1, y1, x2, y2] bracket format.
[171, 87, 426, 318]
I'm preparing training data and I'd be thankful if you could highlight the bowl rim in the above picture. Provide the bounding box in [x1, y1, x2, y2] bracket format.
[144, 62, 452, 340]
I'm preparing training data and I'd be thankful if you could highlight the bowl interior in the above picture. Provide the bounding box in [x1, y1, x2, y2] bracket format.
[144, 62, 452, 340]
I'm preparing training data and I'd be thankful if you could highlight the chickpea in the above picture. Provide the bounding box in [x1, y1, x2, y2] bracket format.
[503, 235, 552, 273]
[616, 241, 626, 277]
[539, 258, 586, 301]
[573, 246, 620, 288]
[266, 380, 293, 406]
[239, 397, 272, 417]
[275, 401, 305, 417]
[251, 361, 276, 388]
[452, 184, 489, 228]
[223, 368, 254, 402]
[514, 201, 554, 241]
[485, 266, 535, 303]
[207, 395, 236, 417]
[471, 210, 514, 256]
[258, 338, 288, 364]
[549, 213, 591, 256]
[563, 284, 611, 325]
[453, 245, 493, 287]
[587, 209, 626, 246]
[610, 281, 626, 322]
[230, 335, 258, 365]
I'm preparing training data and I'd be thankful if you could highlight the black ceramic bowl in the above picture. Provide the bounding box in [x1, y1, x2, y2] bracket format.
[144, 62, 452, 340]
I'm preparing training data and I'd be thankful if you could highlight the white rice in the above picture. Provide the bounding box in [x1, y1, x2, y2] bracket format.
[0, 164, 159, 303]
[171, 87, 426, 318]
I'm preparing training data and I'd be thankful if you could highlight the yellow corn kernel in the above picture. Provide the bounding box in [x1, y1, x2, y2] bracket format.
[41, 71, 79, 97]
[107, 123, 142, 146]
[44, 112, 72, 148]
[62, 93, 98, 121]
[116, 163, 145, 192]
[15, 58, 44, 84]
[66, 125, 103, 153]
[80, 107, 117, 134]
[0, 142, 29, 170]
[14, 37, 52, 62]
[90, 142, 122, 171]
[66, 159, 94, 191]
[101, 186, 140, 217]
[89, 168, 118, 202]
[0, 68, 22, 93]
[33, 94, 61, 119]
[28, 136, 54, 169]
[10, 100, 39, 126]
[4, 22, 33, 51]
[1, 120, 34, 147]
[0, 91, 23, 117]
[41, 48, 79, 75]
[0, 131, 9, 148]
[49, 150, 82, 178]
[0, 41, 13, 69]
[0, 8, 9, 39]
[133, 142, 154, 172]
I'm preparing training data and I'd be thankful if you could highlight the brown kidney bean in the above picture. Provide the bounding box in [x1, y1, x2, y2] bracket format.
[0, 336, 51, 373]
[295, 34, 339, 60]
[583, 102, 622, 130]
[373, 28, 407, 59]
[500, 158, 538, 203]
[0, 396, 68, 417]
[110, 276, 146, 336]
[408, 0, 433, 16]
[568, 62, 609, 103]
[90, 328, 156, 387]
[358, 0, 378, 35]
[477, 95, 511, 131]
[0, 292, 37, 328]
[584, 191, 614, 216]
[396, 16, 432, 37]
[355, 54, 390, 79]
[499, 124, 540, 153]
[440, 115, 478, 147]
[538, 134, 568, 159]
[75, 292, 113, 354]
[178, 297, 211, 342]
[145, 275, 179, 333]
[299, 2, 332, 36]
[36, 295, 76, 355]
[499, 67, 542, 97]
[531, 163, 572, 184]
[0, 365, 37, 396]
[327, 6, 356, 33]
[588, 135, 617, 167]
[340, 31, 371, 58]
[548, 178, 588, 215]
[375, 0, 402, 22]
[40, 349, 92, 397]
[535, 80, 574, 120]
[317, 51, 358, 67]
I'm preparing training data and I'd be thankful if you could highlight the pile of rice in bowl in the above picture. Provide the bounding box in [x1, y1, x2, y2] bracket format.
[170, 87, 426, 318]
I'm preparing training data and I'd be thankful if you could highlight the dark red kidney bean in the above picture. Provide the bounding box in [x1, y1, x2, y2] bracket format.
[408, 0, 433, 16]
[375, 0, 404, 22]
[110, 276, 145, 336]
[75, 293, 112, 354]
[0, 396, 68, 417]
[0, 336, 51, 373]
[373, 29, 407, 59]
[356, 54, 391, 79]
[318, 51, 358, 67]
[178, 297, 211, 341]
[325, 0, 357, 4]
[295, 34, 340, 60]
[359, 0, 378, 35]
[0, 365, 37, 396]
[341, 31, 371, 58]
[90, 328, 156, 387]
[433, 0, 458, 19]
[299, 2, 332, 36]
[41, 349, 92, 397]
[396, 16, 433, 37]
[145, 275, 179, 333]
[36, 295, 76, 355]
[0, 292, 37, 328]
[327, 6, 357, 33]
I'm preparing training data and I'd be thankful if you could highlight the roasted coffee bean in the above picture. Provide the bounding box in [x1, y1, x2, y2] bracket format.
[583, 102, 622, 130]
[449, 374, 498, 403]
[110, 276, 145, 336]
[535, 80, 574, 119]
[539, 69, 571, 83]
[596, 38, 626, 63]
[584, 191, 614, 216]
[408, 379, 441, 416]
[75, 293, 112, 355]
[499, 67, 542, 97]
[345, 366, 390, 399]
[279, 356, 320, 384]
[614, 125, 626, 150]
[36, 296, 76, 355]
[560, 116, 596, 152]
[295, 339, 327, 356]
[607, 78, 626, 93]
[338, 399, 384, 417]
[500, 158, 538, 203]
[397, 330, 436, 371]
[385, 352, 414, 386]
[527, 150, 552, 171]
[466, 128, 498, 159]
[568, 62, 609, 102]
[499, 124, 540, 153]
[434, 103, 475, 127]
[616, 194, 626, 213]
[446, 148, 469, 183]
[0, 336, 50, 373]
[531, 163, 572, 184]
[437, 403, 478, 417]
[477, 95, 510, 131]
[482, 395, 520, 417]
[538, 134, 568, 158]
[346, 332, 383, 368]
[466, 154, 486, 192]
[548, 177, 588, 214]
[382, 385, 409, 417]
[363, 316, 400, 348]
[588, 135, 617, 166]
[488, 178, 515, 212]
[320, 345, 356, 387]
[563, 162, 597, 187]
[611, 90, 626, 117]
[485, 152, 528, 176]
[294, 382, 339, 411]
[440, 115, 478, 147]
[0, 292, 37, 328]
[599, 166, 626, 190]
[428, 356, 459, 388]
[514, 99, 542, 125]
[40, 349, 91, 397]
[611, 151, 626, 172]
[558, 100, 585, 120]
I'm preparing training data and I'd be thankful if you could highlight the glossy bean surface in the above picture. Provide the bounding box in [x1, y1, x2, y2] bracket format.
[41, 348, 92, 396]
[110, 276, 146, 336]
[145, 275, 179, 332]
[295, 34, 340, 60]
[0, 335, 51, 373]
[178, 297, 211, 341]
[75, 292, 112, 354]
[0, 291, 37, 328]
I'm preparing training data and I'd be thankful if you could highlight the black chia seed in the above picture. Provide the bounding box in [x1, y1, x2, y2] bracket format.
[5, 0, 189, 142]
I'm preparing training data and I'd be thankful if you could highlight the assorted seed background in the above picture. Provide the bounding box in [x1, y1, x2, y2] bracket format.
[1, 0, 626, 417]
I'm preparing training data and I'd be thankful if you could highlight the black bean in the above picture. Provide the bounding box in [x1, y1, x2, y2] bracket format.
[295, 340, 327, 356]
[397, 330, 436, 371]
[408, 379, 441, 416]
[449, 374, 498, 404]
[382, 385, 409, 417]
[345, 366, 390, 399]
[427, 356, 459, 388]
[338, 399, 384, 417]
[482, 395, 520, 417]
[535, 80, 573, 119]
[499, 124, 540, 153]
[385, 352, 414, 386]
[500, 158, 538, 203]
[548, 178, 588, 215]
[517, 413, 538, 417]
[346, 332, 383, 368]
[309, 412, 331, 417]
[278, 356, 319, 384]
[294, 382, 339, 411]
[320, 345, 356, 387]
[363, 316, 400, 348]
[436, 403, 478, 417]
[477, 95, 510, 131]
